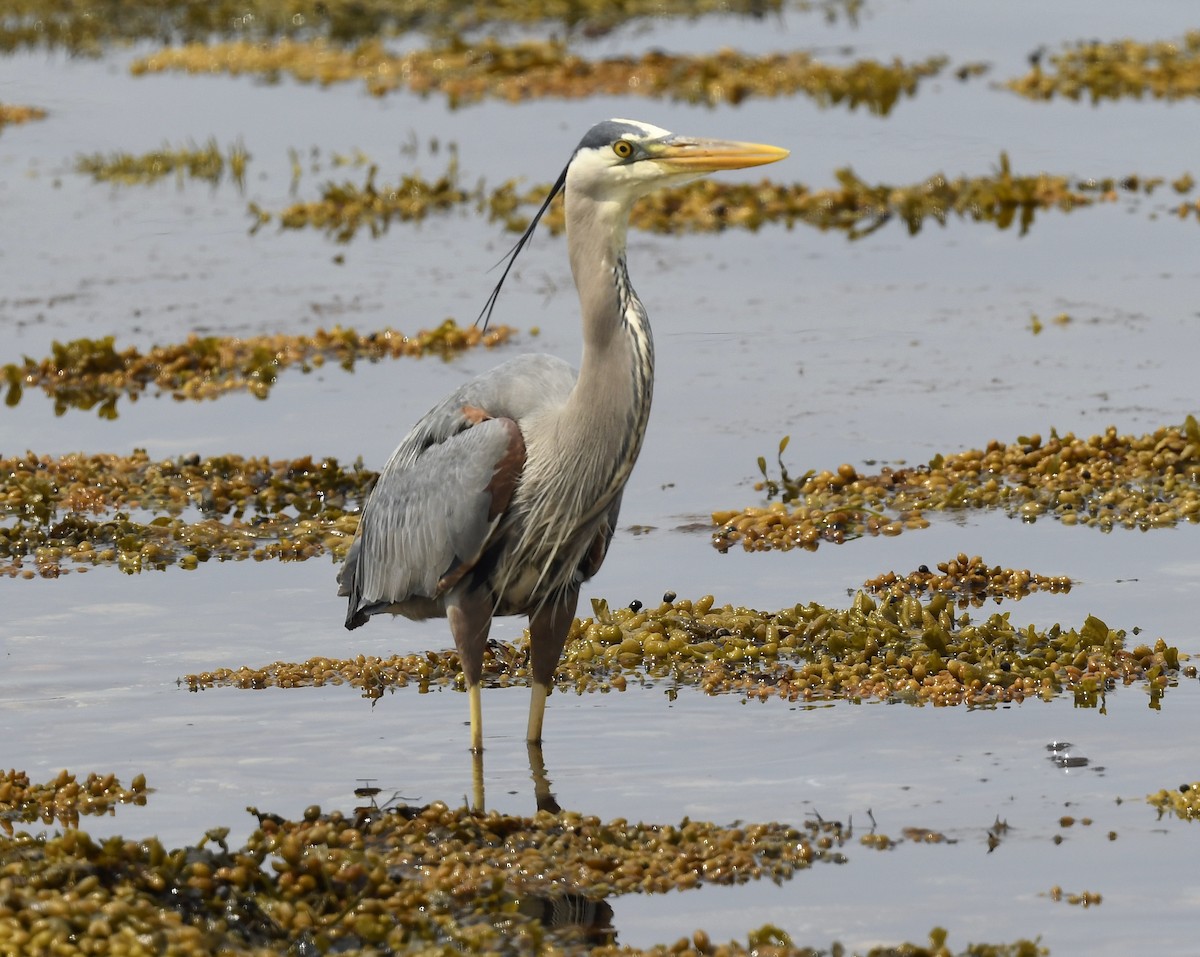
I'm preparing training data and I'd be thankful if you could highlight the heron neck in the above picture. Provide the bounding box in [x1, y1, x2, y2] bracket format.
[564, 192, 655, 444]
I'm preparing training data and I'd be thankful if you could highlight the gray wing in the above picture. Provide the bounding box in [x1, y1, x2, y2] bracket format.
[338, 354, 575, 629]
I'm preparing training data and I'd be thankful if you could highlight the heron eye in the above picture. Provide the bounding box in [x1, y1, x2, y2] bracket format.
[612, 140, 634, 159]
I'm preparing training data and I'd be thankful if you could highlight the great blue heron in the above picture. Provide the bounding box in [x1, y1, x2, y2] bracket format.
[338, 118, 787, 753]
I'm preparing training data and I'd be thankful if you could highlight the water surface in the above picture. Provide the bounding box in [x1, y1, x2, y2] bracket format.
[2, 3, 1199, 954]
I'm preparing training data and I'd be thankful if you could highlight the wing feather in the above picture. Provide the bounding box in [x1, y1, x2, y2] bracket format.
[338, 354, 573, 630]
[340, 417, 524, 628]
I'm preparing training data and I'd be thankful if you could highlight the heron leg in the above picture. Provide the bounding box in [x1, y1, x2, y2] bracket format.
[526, 591, 579, 745]
[471, 750, 485, 812]
[446, 588, 493, 753]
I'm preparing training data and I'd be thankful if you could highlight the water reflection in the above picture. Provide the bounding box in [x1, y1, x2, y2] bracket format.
[515, 891, 616, 948]
[468, 742, 561, 813]
[355, 748, 615, 947]
[1046, 740, 1090, 770]
[529, 743, 561, 814]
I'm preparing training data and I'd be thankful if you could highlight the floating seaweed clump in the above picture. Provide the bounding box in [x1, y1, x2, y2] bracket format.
[262, 152, 1195, 242]
[0, 784, 1047, 957]
[186, 590, 1182, 710]
[261, 161, 786, 241]
[0, 509, 361, 579]
[599, 152, 1164, 238]
[1, 321, 515, 417]
[863, 554, 1072, 606]
[0, 102, 47, 129]
[714, 419, 1200, 554]
[1175, 196, 1200, 223]
[1147, 782, 1200, 821]
[252, 162, 470, 242]
[0, 450, 374, 522]
[75, 138, 249, 188]
[0, 0, 814, 54]
[1046, 886, 1102, 907]
[3, 421, 1195, 579]
[131, 37, 949, 115]
[0, 769, 149, 834]
[1008, 31, 1200, 103]
[0, 450, 378, 577]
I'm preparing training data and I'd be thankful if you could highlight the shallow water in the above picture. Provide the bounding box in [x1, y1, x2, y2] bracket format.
[2, 2, 1200, 954]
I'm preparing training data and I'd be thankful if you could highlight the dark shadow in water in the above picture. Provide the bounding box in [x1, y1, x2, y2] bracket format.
[468, 742, 561, 813]
[446, 747, 616, 946]
[515, 891, 616, 947]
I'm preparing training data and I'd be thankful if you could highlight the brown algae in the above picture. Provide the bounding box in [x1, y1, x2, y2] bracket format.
[1028, 311, 1074, 334]
[185, 591, 1181, 708]
[3, 421, 1196, 578]
[1008, 31, 1200, 103]
[259, 163, 786, 241]
[0, 0, 811, 54]
[1147, 782, 1200, 821]
[0, 769, 149, 834]
[863, 554, 1072, 605]
[0, 785, 1048, 957]
[2, 321, 516, 417]
[0, 450, 373, 576]
[714, 420, 1200, 554]
[76, 139, 249, 188]
[258, 153, 1196, 242]
[527, 153, 1193, 238]
[2, 418, 1196, 578]
[0, 103, 47, 129]
[252, 162, 470, 242]
[1045, 887, 1103, 907]
[0, 799, 830, 953]
[130, 38, 949, 114]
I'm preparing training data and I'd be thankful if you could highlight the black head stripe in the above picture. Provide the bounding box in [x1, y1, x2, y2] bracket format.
[575, 119, 649, 152]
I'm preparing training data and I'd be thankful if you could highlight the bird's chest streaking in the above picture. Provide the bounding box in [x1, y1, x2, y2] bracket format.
[486, 319, 653, 617]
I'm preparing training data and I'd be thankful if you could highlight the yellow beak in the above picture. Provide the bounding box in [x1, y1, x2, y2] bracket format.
[650, 137, 790, 171]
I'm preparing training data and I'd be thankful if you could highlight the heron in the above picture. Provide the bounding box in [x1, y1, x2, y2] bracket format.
[338, 118, 788, 754]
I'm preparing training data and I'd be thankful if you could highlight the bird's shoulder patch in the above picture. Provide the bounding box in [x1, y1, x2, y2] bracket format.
[485, 417, 526, 521]
[461, 404, 493, 424]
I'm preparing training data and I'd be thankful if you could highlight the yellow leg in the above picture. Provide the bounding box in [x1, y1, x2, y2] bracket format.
[471, 750, 485, 812]
[468, 683, 483, 753]
[527, 681, 549, 745]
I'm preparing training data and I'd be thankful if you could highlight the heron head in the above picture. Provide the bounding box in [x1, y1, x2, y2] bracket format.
[567, 118, 789, 201]
[477, 118, 787, 328]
